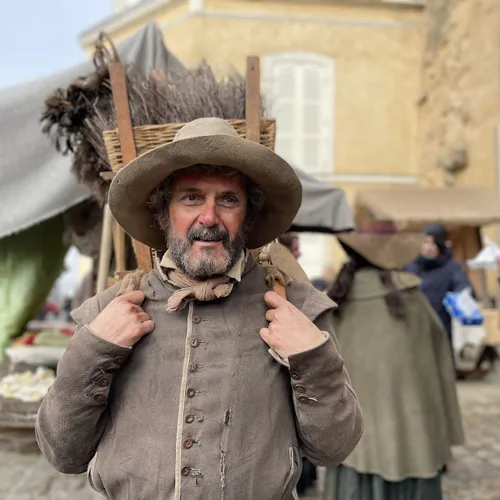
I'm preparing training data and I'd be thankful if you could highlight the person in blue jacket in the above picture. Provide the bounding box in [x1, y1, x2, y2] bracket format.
[405, 223, 474, 345]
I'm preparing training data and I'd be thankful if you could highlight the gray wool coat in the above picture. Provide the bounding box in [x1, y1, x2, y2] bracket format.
[35, 259, 363, 500]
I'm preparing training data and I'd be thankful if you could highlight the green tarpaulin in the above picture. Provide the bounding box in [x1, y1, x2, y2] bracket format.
[0, 216, 68, 361]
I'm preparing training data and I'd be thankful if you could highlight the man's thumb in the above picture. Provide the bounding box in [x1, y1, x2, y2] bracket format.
[120, 290, 145, 305]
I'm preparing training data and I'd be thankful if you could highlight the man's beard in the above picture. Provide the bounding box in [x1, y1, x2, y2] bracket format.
[167, 225, 246, 280]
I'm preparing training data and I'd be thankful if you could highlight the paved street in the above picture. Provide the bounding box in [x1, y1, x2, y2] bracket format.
[1, 371, 499, 500]
[441, 370, 500, 500]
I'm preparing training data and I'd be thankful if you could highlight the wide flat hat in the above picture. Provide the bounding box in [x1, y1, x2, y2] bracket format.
[108, 118, 302, 250]
[337, 221, 422, 270]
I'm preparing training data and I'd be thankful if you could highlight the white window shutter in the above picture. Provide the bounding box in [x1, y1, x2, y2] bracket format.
[262, 59, 297, 166]
[262, 52, 335, 176]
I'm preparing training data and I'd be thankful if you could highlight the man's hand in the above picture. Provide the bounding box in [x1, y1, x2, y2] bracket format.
[260, 291, 324, 359]
[89, 291, 154, 348]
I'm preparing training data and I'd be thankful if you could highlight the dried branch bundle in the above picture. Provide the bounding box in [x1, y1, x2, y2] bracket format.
[42, 61, 262, 202]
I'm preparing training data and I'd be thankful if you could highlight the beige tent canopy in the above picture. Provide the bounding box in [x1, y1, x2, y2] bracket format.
[354, 186, 500, 299]
[354, 187, 500, 231]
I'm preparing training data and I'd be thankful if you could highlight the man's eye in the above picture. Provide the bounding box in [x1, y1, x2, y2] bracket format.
[221, 196, 238, 206]
[182, 195, 199, 203]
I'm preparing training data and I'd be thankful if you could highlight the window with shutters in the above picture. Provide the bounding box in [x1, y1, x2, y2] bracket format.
[262, 51, 335, 176]
[262, 52, 335, 279]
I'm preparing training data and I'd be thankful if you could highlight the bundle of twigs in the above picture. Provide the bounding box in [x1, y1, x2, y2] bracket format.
[42, 55, 257, 202]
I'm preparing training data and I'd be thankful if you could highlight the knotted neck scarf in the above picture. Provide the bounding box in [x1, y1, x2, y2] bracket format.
[159, 250, 247, 313]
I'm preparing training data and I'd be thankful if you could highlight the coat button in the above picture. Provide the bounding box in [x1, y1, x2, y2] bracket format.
[290, 371, 301, 380]
[93, 393, 105, 403]
[187, 388, 196, 398]
[184, 438, 194, 449]
[98, 378, 110, 387]
[297, 395, 309, 404]
[192, 315, 201, 324]
[189, 363, 197, 373]
[181, 466, 190, 476]
[190, 339, 199, 348]
[114, 356, 125, 365]
[294, 385, 306, 394]
[185, 413, 194, 424]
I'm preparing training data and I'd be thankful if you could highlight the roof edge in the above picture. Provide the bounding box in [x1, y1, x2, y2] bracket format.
[79, 0, 183, 48]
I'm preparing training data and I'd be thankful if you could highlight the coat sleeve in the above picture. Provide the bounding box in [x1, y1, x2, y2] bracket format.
[35, 284, 131, 474]
[450, 260, 474, 294]
[287, 310, 363, 467]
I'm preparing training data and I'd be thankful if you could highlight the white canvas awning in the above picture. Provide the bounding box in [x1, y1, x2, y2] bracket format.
[0, 22, 183, 240]
[292, 168, 354, 233]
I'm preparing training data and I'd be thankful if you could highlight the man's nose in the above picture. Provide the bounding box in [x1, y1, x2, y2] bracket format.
[197, 202, 219, 227]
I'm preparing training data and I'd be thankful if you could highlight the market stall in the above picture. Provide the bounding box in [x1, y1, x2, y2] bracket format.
[0, 22, 184, 428]
[354, 186, 500, 375]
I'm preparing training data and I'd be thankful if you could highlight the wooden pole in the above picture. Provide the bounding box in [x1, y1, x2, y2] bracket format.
[97, 204, 114, 293]
[112, 218, 127, 273]
[245, 56, 261, 143]
[108, 61, 153, 272]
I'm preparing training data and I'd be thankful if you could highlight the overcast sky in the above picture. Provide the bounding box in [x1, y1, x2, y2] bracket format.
[0, 1, 112, 89]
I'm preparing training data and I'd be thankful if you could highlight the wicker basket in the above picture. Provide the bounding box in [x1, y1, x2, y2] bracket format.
[103, 118, 276, 172]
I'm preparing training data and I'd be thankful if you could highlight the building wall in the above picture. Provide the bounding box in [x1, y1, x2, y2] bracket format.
[82, 0, 424, 180]
[165, 0, 424, 179]
[419, 0, 500, 189]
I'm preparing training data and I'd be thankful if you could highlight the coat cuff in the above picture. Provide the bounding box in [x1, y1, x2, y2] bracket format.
[53, 326, 132, 406]
[287, 335, 344, 404]
[267, 331, 330, 368]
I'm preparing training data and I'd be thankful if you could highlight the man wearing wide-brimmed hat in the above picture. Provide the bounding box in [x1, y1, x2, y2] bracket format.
[36, 118, 363, 500]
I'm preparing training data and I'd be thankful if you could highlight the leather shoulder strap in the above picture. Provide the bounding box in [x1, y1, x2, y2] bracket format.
[272, 281, 287, 299]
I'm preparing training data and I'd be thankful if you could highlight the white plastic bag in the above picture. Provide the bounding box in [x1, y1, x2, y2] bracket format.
[467, 237, 500, 270]
[452, 319, 485, 353]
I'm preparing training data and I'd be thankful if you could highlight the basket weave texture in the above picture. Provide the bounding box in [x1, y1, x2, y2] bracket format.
[103, 118, 276, 172]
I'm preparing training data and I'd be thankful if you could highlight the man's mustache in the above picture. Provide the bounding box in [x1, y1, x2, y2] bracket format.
[188, 226, 230, 245]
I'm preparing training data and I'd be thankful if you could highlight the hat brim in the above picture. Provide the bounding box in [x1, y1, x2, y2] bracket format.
[108, 134, 302, 250]
[337, 233, 422, 270]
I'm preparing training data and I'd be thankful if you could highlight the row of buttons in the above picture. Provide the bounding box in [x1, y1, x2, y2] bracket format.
[182, 319, 203, 478]
[291, 371, 309, 403]
[90, 356, 126, 403]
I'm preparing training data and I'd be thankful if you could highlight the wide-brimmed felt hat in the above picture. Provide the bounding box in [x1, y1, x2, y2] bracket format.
[337, 221, 422, 270]
[108, 118, 302, 250]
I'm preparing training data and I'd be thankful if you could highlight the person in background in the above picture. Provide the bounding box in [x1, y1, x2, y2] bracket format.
[404, 223, 474, 348]
[278, 232, 301, 260]
[324, 223, 464, 500]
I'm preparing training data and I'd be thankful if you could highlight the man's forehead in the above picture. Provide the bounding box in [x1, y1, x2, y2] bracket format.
[170, 169, 245, 191]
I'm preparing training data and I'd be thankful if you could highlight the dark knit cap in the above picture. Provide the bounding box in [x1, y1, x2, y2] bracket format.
[424, 223, 448, 250]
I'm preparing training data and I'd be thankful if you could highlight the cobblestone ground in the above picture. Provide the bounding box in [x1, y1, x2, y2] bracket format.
[441, 370, 500, 500]
[1, 371, 499, 500]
